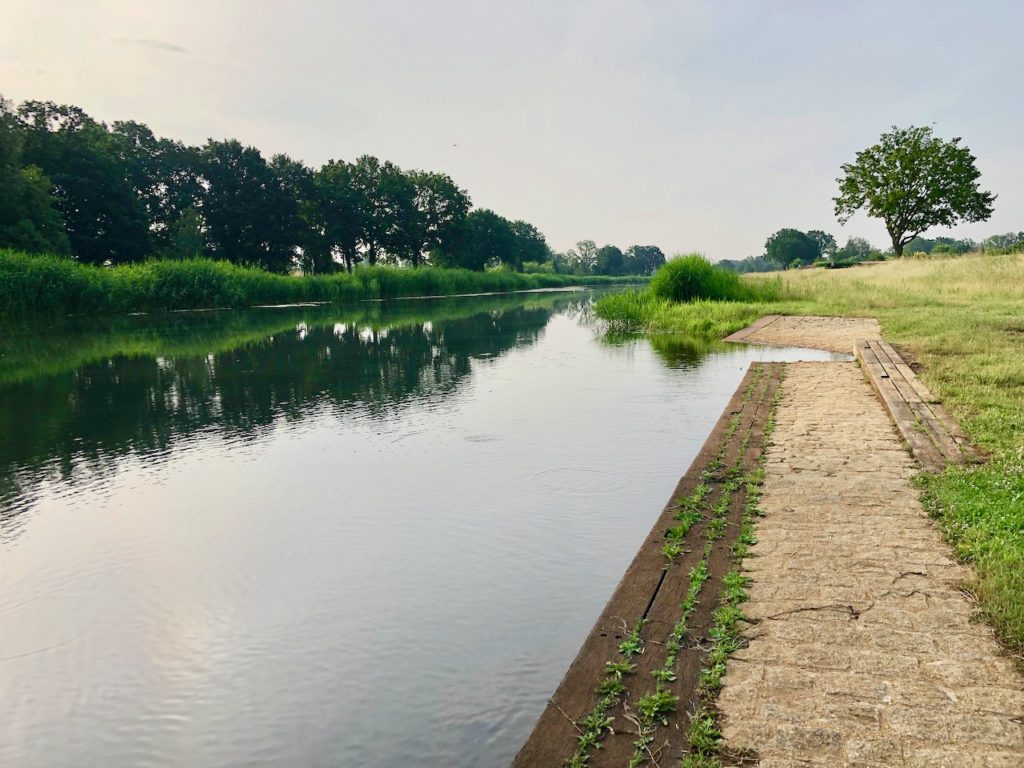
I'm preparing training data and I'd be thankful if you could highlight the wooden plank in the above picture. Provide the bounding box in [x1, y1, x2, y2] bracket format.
[875, 340, 938, 404]
[722, 314, 781, 343]
[856, 342, 947, 473]
[873, 340, 983, 465]
[918, 410, 974, 465]
[869, 341, 924, 405]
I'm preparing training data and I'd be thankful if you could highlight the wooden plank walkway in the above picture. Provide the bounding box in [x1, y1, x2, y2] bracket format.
[855, 339, 982, 473]
[513, 363, 785, 766]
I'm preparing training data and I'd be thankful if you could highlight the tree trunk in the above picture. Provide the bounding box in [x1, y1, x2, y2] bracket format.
[890, 230, 905, 258]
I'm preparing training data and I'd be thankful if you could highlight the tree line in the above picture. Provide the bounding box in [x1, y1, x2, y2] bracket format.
[0, 97, 664, 276]
[720, 227, 1024, 273]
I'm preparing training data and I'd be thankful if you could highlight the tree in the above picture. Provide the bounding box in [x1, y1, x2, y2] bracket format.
[0, 100, 69, 254]
[18, 100, 151, 263]
[566, 239, 597, 275]
[313, 159, 364, 273]
[834, 126, 995, 257]
[807, 230, 836, 260]
[595, 244, 625, 275]
[268, 153, 317, 270]
[764, 228, 819, 267]
[405, 171, 470, 267]
[165, 207, 204, 260]
[347, 155, 411, 266]
[623, 245, 666, 275]
[983, 232, 1024, 252]
[110, 120, 203, 252]
[507, 220, 549, 271]
[199, 139, 300, 272]
[835, 236, 872, 262]
[448, 209, 515, 271]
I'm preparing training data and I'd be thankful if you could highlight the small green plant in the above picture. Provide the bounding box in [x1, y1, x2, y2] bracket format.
[636, 689, 678, 724]
[686, 708, 722, 755]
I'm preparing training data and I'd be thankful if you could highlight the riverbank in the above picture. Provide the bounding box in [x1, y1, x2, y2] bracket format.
[517, 313, 1023, 765]
[0, 249, 644, 318]
[596, 253, 1024, 655]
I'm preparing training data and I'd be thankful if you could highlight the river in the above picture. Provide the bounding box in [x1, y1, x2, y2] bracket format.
[0, 290, 840, 767]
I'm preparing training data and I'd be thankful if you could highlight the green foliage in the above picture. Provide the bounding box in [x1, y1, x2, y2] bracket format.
[0, 249, 640, 317]
[623, 245, 666, 276]
[635, 690, 678, 724]
[595, 290, 766, 335]
[981, 232, 1024, 253]
[595, 244, 625, 275]
[717, 255, 776, 274]
[685, 709, 722, 756]
[765, 228, 820, 267]
[834, 125, 994, 256]
[807, 229, 837, 259]
[649, 254, 778, 304]
[17, 101, 151, 264]
[650, 255, 742, 302]
[835, 236, 873, 262]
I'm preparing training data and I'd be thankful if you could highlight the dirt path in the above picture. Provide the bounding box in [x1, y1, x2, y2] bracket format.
[716, 359, 1024, 766]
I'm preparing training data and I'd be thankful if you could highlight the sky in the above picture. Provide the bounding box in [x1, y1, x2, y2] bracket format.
[2, 0, 1022, 260]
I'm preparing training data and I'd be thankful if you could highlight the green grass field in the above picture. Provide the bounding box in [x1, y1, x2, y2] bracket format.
[0, 249, 643, 318]
[597, 253, 1024, 654]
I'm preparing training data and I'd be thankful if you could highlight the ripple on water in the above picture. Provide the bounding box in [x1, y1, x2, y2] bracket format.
[530, 466, 634, 494]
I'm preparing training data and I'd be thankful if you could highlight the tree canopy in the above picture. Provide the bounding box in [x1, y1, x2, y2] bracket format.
[834, 126, 995, 257]
[764, 228, 820, 267]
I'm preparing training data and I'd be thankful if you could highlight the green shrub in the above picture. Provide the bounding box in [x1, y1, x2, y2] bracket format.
[649, 254, 745, 303]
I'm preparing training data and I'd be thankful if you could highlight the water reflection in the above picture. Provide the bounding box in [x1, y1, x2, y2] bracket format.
[0, 293, 577, 526]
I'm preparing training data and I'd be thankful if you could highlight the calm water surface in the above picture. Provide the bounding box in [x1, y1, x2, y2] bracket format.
[0, 292, 840, 767]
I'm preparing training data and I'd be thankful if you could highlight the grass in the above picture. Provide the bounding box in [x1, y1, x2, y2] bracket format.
[596, 252, 1024, 654]
[0, 249, 645, 318]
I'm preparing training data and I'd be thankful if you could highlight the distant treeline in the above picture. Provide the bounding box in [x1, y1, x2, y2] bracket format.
[0, 97, 664, 277]
[719, 228, 1024, 273]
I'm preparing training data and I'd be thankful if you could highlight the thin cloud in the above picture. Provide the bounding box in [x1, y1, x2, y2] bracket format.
[114, 37, 186, 53]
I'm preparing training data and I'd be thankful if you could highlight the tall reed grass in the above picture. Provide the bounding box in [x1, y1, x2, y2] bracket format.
[0, 250, 642, 317]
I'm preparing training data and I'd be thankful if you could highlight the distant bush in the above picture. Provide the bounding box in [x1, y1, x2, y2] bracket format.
[716, 255, 777, 274]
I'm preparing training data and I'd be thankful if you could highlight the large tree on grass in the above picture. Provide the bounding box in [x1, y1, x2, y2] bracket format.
[834, 126, 994, 257]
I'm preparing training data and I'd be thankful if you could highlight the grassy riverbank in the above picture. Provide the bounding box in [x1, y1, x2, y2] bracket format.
[0, 250, 643, 318]
[597, 253, 1024, 654]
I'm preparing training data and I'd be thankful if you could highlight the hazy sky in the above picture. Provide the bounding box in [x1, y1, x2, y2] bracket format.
[2, 1, 1022, 259]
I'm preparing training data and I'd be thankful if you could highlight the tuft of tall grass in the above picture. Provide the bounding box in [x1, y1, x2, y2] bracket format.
[647, 254, 781, 304]
[0, 249, 645, 317]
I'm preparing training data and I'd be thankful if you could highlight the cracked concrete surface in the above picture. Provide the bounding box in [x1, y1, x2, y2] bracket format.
[716, 361, 1024, 767]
